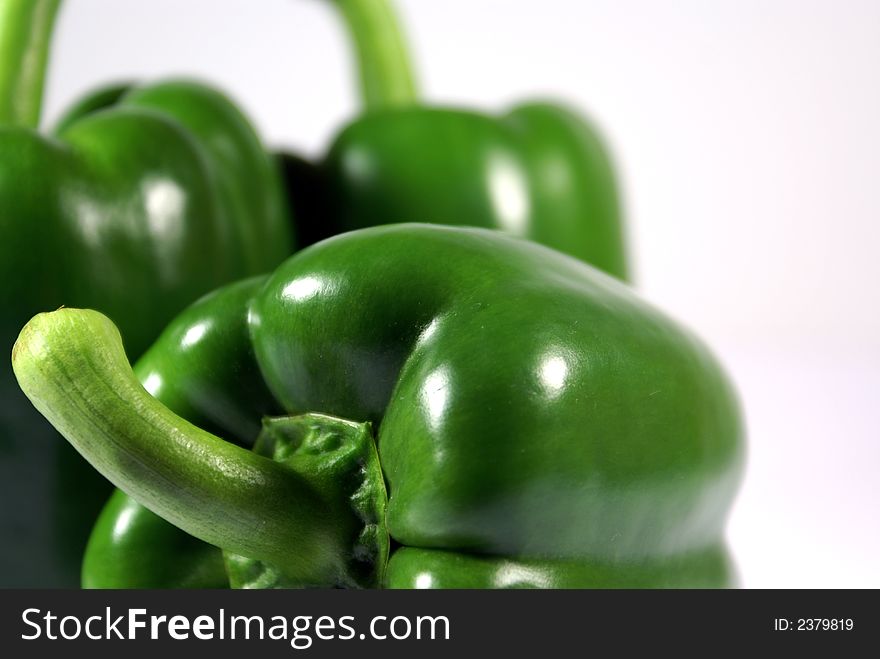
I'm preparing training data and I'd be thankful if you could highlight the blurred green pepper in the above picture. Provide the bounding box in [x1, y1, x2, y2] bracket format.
[282, 0, 629, 280]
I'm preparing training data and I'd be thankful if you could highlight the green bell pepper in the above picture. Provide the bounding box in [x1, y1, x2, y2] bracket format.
[13, 225, 744, 588]
[0, 0, 293, 586]
[281, 0, 629, 280]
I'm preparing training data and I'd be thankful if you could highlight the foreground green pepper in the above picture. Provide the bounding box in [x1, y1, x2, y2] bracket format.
[14, 225, 743, 588]
[0, 0, 293, 585]
[281, 0, 628, 280]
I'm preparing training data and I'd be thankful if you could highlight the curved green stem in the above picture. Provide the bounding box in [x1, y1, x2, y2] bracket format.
[0, 0, 61, 128]
[325, 0, 418, 110]
[12, 308, 385, 587]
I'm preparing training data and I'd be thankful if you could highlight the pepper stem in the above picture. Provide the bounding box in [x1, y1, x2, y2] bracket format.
[0, 0, 61, 128]
[325, 0, 418, 110]
[12, 308, 387, 588]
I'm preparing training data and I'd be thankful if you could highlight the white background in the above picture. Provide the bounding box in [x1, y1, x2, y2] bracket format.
[43, 0, 880, 588]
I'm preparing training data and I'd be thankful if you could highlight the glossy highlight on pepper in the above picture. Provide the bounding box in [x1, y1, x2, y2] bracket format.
[13, 225, 745, 588]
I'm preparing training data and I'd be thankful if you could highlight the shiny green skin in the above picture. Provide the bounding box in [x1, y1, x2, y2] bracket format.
[0, 81, 293, 586]
[385, 547, 736, 589]
[82, 490, 227, 589]
[85, 225, 742, 588]
[320, 103, 628, 280]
